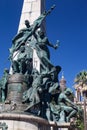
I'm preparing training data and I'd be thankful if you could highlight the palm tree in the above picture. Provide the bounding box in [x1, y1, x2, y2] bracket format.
[74, 71, 87, 130]
[74, 71, 87, 96]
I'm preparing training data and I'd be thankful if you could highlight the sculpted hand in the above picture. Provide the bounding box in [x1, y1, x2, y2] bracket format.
[54, 40, 60, 49]
[54, 44, 58, 49]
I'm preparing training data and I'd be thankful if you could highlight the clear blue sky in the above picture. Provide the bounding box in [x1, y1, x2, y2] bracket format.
[0, 0, 87, 92]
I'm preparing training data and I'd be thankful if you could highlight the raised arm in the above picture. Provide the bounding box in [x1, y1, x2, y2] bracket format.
[46, 38, 60, 49]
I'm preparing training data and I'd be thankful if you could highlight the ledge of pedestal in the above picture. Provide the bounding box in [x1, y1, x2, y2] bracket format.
[0, 113, 72, 130]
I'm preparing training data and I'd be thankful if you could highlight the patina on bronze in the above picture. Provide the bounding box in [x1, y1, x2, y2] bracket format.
[5, 73, 28, 112]
[0, 5, 83, 124]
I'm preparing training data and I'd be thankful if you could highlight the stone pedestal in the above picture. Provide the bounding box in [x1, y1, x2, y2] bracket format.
[0, 113, 74, 130]
[0, 73, 75, 130]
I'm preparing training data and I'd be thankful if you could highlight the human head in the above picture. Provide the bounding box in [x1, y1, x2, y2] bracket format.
[55, 65, 61, 74]
[4, 68, 9, 74]
[38, 30, 45, 37]
[64, 88, 73, 96]
[25, 20, 30, 28]
[19, 45, 25, 52]
[4, 68, 9, 76]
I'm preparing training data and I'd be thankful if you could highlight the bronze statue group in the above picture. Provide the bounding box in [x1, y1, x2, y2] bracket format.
[0, 7, 82, 123]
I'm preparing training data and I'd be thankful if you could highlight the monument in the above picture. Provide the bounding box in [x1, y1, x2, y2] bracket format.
[0, 0, 83, 130]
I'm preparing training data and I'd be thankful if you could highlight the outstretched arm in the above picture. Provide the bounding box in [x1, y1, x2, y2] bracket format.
[46, 38, 60, 49]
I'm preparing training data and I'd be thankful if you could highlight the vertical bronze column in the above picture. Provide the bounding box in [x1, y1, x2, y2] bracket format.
[7, 73, 28, 112]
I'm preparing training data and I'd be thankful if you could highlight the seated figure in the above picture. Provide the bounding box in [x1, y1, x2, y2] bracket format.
[58, 88, 81, 122]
